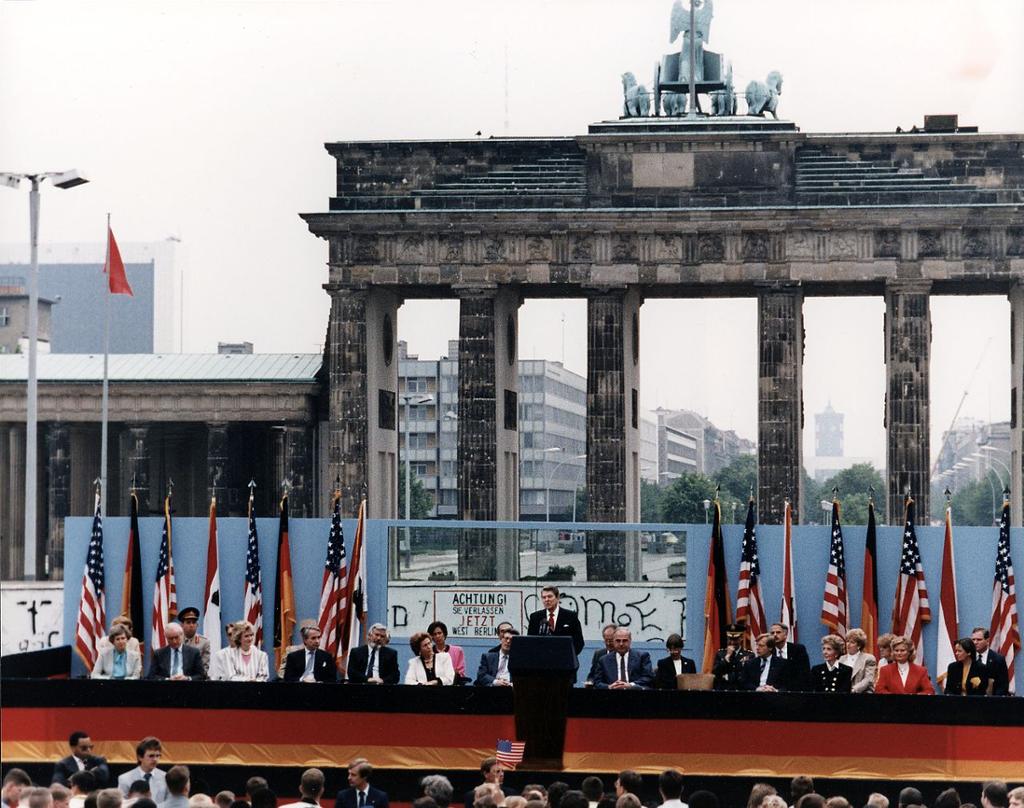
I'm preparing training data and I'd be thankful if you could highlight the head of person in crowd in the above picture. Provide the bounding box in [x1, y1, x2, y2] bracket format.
[22, 787, 54, 808]
[107, 625, 131, 653]
[495, 622, 514, 640]
[178, 608, 201, 641]
[753, 634, 776, 659]
[865, 796, 889, 808]
[560, 793, 587, 808]
[747, 784, 777, 808]
[505, 799, 527, 808]
[689, 793, 719, 808]
[228, 621, 257, 652]
[658, 770, 684, 804]
[127, 783, 150, 801]
[472, 785, 499, 808]
[971, 627, 991, 654]
[227, 801, 250, 808]
[427, 621, 453, 653]
[68, 731, 98, 763]
[130, 801, 156, 808]
[769, 623, 791, 648]
[521, 788, 546, 803]
[790, 777, 814, 805]
[876, 633, 896, 662]
[164, 623, 185, 650]
[935, 789, 961, 808]
[890, 637, 914, 665]
[601, 624, 617, 652]
[165, 767, 190, 799]
[420, 776, 453, 808]
[3, 769, 32, 808]
[763, 798, 788, 808]
[824, 798, 850, 808]
[244, 779, 268, 802]
[214, 793, 234, 808]
[413, 799, 438, 808]
[347, 761, 373, 790]
[96, 790, 121, 808]
[368, 624, 388, 648]
[83, 794, 98, 808]
[50, 786, 70, 808]
[69, 773, 97, 797]
[897, 789, 924, 808]
[982, 783, 1009, 808]
[820, 635, 843, 664]
[953, 638, 976, 664]
[298, 769, 324, 803]
[664, 634, 685, 661]
[111, 616, 135, 638]
[581, 779, 604, 806]
[614, 773, 641, 799]
[614, 797, 640, 808]
[249, 792, 276, 808]
[134, 738, 162, 774]
[1006, 788, 1024, 808]
[547, 783, 569, 808]
[410, 632, 435, 662]
[795, 797, 825, 808]
[188, 797, 215, 808]
[844, 629, 867, 657]
[525, 802, 546, 808]
[300, 625, 322, 652]
[479, 759, 504, 788]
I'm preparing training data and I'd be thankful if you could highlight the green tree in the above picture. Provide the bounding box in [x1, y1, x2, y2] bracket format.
[640, 479, 663, 523]
[661, 473, 719, 523]
[574, 487, 587, 522]
[819, 464, 885, 525]
[800, 467, 821, 523]
[717, 454, 757, 503]
[397, 465, 434, 519]
[951, 475, 1000, 527]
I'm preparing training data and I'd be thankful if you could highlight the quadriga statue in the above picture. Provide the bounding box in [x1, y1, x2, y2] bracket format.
[621, 72, 651, 117]
[745, 70, 783, 118]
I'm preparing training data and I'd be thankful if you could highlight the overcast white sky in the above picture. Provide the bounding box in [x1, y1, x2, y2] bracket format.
[2, 0, 1022, 469]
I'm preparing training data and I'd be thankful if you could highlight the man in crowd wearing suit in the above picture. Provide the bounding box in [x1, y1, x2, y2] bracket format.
[335, 761, 388, 808]
[487, 622, 515, 654]
[527, 586, 585, 661]
[147, 623, 206, 681]
[3, 770, 32, 808]
[117, 737, 167, 804]
[654, 633, 697, 689]
[283, 625, 337, 683]
[463, 758, 514, 808]
[162, 767, 190, 808]
[740, 634, 788, 692]
[347, 624, 399, 684]
[475, 628, 517, 687]
[972, 626, 1010, 695]
[178, 607, 211, 678]
[585, 624, 617, 687]
[593, 628, 654, 689]
[712, 622, 753, 690]
[769, 623, 810, 691]
[279, 769, 325, 808]
[52, 732, 110, 788]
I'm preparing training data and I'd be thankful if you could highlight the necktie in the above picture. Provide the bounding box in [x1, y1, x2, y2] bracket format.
[358, 793, 366, 808]
[367, 646, 378, 676]
[619, 654, 627, 682]
[144, 773, 152, 784]
[760, 658, 767, 673]
[304, 651, 315, 678]
[498, 653, 507, 675]
[547, 612, 555, 632]
[172, 648, 181, 676]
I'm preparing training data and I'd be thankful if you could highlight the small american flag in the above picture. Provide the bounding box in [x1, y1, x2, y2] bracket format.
[891, 496, 931, 664]
[243, 490, 264, 646]
[74, 493, 106, 671]
[735, 498, 766, 641]
[318, 491, 349, 667]
[495, 739, 525, 770]
[150, 494, 178, 650]
[820, 499, 849, 636]
[990, 500, 1019, 694]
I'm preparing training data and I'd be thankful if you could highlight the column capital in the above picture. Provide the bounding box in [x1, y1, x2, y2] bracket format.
[453, 283, 499, 299]
[884, 279, 933, 295]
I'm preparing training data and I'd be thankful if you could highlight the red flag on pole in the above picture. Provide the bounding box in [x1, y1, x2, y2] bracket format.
[104, 226, 133, 296]
[780, 498, 798, 641]
[935, 502, 959, 679]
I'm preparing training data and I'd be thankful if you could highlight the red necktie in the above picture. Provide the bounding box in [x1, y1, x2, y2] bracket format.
[548, 612, 555, 632]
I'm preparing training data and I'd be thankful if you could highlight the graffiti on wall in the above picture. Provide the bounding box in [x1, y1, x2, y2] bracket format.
[1, 582, 64, 655]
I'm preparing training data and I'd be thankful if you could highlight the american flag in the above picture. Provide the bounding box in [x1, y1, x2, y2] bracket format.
[495, 739, 525, 770]
[318, 491, 349, 668]
[820, 499, 849, 635]
[243, 489, 264, 646]
[735, 498, 766, 642]
[780, 498, 798, 641]
[990, 500, 1019, 694]
[150, 494, 178, 650]
[891, 496, 930, 664]
[74, 492, 107, 671]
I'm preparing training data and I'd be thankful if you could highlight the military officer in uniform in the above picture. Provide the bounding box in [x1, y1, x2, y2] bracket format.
[811, 634, 852, 693]
[178, 607, 211, 678]
[711, 622, 753, 690]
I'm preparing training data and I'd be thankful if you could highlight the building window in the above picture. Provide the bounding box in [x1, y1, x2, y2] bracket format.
[407, 433, 430, 449]
[0, 307, 8, 327]
[410, 463, 429, 476]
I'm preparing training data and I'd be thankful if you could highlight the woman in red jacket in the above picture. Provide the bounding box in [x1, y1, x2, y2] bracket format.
[875, 636, 934, 695]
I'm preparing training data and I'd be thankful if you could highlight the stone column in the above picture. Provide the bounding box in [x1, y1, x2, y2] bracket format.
[456, 286, 521, 580]
[1010, 283, 1024, 525]
[884, 280, 932, 524]
[273, 425, 314, 517]
[207, 422, 230, 507]
[68, 426, 96, 517]
[4, 424, 25, 579]
[757, 284, 804, 524]
[123, 425, 151, 515]
[586, 287, 642, 581]
[326, 285, 400, 518]
[46, 423, 71, 579]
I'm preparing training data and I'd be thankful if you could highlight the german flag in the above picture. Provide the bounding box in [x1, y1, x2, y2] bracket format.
[860, 499, 880, 657]
[702, 496, 732, 672]
[120, 492, 145, 653]
[273, 493, 296, 670]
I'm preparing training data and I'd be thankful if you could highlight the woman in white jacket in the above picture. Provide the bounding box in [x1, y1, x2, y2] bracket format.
[210, 620, 269, 682]
[404, 631, 455, 685]
[91, 625, 142, 679]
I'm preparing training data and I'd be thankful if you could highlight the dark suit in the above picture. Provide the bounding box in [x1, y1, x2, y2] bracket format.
[346, 644, 400, 684]
[711, 647, 753, 690]
[979, 649, 1010, 696]
[778, 641, 811, 691]
[810, 662, 853, 693]
[593, 650, 654, 689]
[336, 786, 389, 808]
[147, 644, 206, 680]
[526, 607, 585, 657]
[586, 647, 610, 684]
[52, 755, 110, 787]
[283, 647, 338, 683]
[739, 654, 788, 691]
[944, 660, 989, 696]
[654, 654, 697, 689]
[475, 651, 513, 687]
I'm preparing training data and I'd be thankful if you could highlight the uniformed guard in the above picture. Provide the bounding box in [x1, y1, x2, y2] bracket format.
[711, 621, 754, 690]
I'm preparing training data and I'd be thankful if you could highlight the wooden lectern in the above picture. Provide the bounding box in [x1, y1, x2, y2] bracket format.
[508, 635, 577, 769]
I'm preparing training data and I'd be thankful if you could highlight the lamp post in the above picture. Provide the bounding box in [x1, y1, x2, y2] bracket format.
[702, 498, 711, 524]
[2, 169, 89, 580]
[542, 447, 565, 522]
[978, 446, 1012, 485]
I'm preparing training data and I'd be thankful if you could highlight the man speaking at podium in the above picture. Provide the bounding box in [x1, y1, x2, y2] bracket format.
[526, 586, 585, 662]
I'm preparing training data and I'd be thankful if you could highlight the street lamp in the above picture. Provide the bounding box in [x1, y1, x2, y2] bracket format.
[702, 499, 711, 524]
[2, 169, 89, 580]
[399, 392, 433, 521]
[542, 447, 564, 522]
[978, 446, 1012, 486]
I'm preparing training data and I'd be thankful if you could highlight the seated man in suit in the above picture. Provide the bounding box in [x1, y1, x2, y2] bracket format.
[283, 625, 337, 683]
[147, 623, 206, 681]
[739, 633, 788, 692]
[654, 633, 696, 689]
[347, 624, 399, 684]
[585, 624, 618, 687]
[526, 586, 585, 663]
[487, 622, 515, 654]
[972, 626, 1010, 695]
[769, 622, 810, 691]
[593, 628, 654, 689]
[475, 628, 517, 687]
[52, 731, 110, 787]
[336, 761, 388, 808]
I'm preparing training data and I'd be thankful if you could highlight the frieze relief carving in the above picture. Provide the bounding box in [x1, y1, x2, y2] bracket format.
[1008, 228, 1024, 257]
[398, 234, 426, 263]
[353, 235, 379, 263]
[612, 234, 638, 262]
[874, 229, 900, 259]
[962, 229, 991, 258]
[484, 237, 507, 262]
[788, 231, 816, 260]
[571, 235, 594, 261]
[440, 234, 464, 262]
[526, 236, 549, 261]
[742, 232, 770, 262]
[655, 234, 681, 262]
[918, 229, 945, 259]
[828, 232, 859, 259]
[698, 233, 725, 262]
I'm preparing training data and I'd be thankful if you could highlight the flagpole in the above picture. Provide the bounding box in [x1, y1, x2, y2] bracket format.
[100, 213, 111, 518]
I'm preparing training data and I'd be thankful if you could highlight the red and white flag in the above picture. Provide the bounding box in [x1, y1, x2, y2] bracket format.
[318, 490, 349, 668]
[75, 492, 107, 671]
[935, 503, 959, 679]
[990, 499, 1019, 693]
[735, 498, 766, 642]
[243, 489, 264, 646]
[891, 496, 931, 664]
[780, 499, 798, 641]
[150, 494, 178, 650]
[104, 225, 133, 296]
[343, 499, 368, 663]
[204, 498, 223, 655]
[821, 499, 849, 636]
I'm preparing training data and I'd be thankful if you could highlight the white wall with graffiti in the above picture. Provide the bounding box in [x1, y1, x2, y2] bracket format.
[1, 581, 64, 655]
